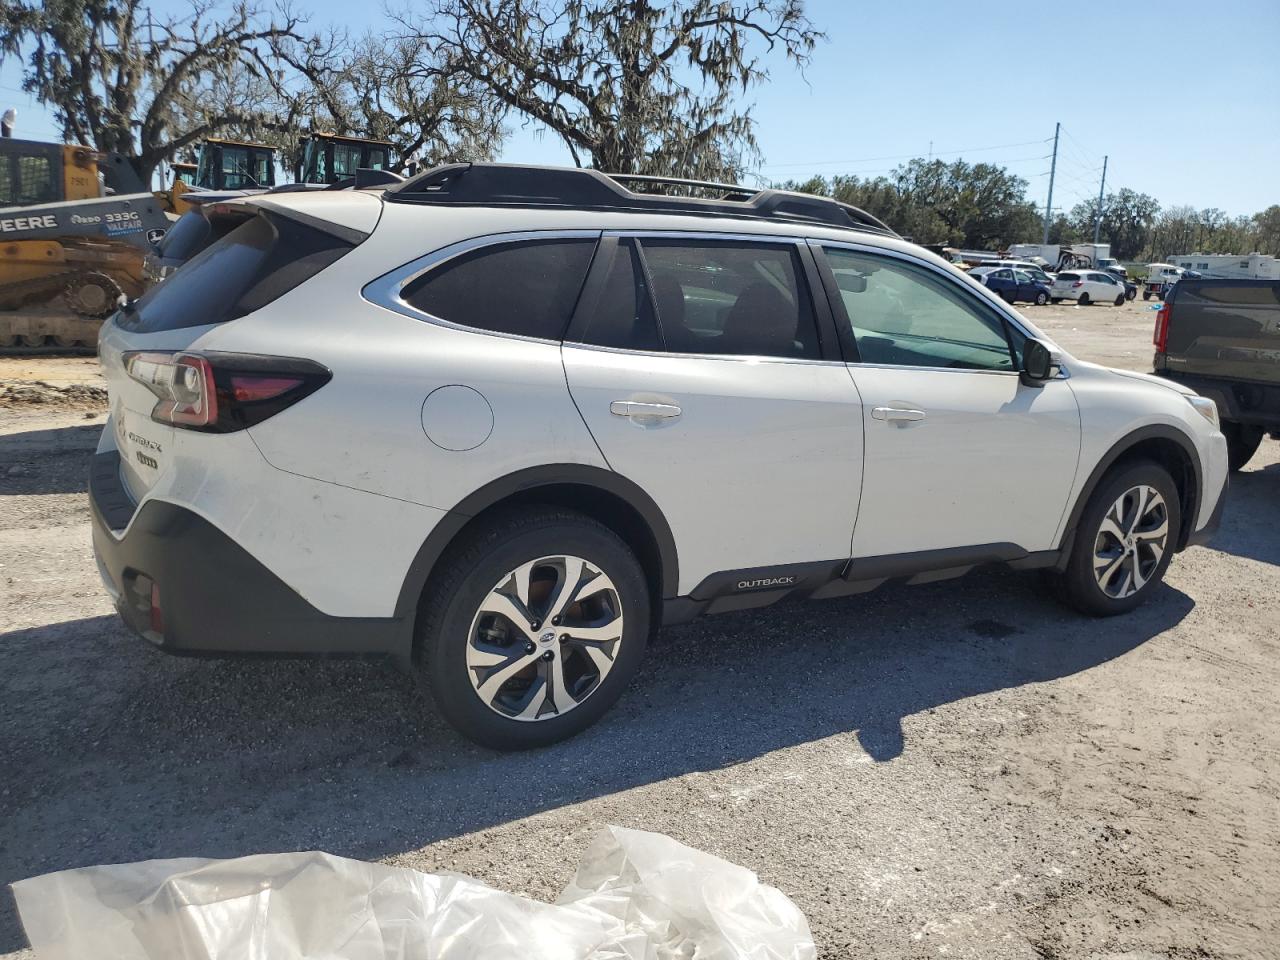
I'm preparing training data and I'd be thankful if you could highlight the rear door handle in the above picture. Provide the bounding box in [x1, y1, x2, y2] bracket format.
[871, 406, 926, 423]
[610, 401, 682, 420]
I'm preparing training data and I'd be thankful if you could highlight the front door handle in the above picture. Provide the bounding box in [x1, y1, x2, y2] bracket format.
[871, 406, 926, 423]
[610, 401, 682, 420]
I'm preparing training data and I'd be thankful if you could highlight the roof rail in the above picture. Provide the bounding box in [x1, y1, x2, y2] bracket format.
[383, 162, 898, 237]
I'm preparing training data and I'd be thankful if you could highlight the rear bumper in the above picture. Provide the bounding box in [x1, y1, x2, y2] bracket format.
[90, 450, 411, 659]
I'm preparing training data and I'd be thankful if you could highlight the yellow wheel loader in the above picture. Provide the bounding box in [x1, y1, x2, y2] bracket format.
[0, 138, 169, 349]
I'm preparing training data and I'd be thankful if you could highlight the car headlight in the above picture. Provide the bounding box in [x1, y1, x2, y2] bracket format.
[1186, 395, 1220, 429]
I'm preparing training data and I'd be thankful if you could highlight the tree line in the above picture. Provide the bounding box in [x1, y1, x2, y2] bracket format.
[2, 0, 1273, 260]
[0, 0, 818, 184]
[790, 166, 1280, 261]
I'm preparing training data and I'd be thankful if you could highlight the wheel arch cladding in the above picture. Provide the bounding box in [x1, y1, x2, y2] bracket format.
[1059, 424, 1201, 562]
[394, 463, 678, 627]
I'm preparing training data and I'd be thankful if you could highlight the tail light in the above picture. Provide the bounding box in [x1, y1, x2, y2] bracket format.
[1153, 303, 1172, 352]
[124, 351, 331, 432]
[1072, 280, 1083, 288]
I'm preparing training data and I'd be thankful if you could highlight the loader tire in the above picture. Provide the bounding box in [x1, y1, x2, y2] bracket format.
[65, 272, 124, 318]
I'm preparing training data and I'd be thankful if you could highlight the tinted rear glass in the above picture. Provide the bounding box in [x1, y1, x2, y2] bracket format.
[119, 212, 357, 332]
[401, 239, 596, 340]
[1058, 272, 1079, 281]
[153, 209, 212, 260]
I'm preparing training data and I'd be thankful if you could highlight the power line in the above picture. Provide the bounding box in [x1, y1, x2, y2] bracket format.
[758, 137, 1052, 170]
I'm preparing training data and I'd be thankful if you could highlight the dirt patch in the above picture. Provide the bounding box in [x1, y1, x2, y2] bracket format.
[0, 380, 108, 410]
[0, 356, 107, 411]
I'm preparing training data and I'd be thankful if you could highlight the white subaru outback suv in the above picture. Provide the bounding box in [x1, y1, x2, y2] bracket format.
[92, 164, 1228, 749]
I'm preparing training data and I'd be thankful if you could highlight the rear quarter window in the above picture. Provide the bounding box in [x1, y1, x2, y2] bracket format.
[401, 239, 596, 340]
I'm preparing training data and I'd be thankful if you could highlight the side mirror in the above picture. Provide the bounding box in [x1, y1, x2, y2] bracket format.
[1020, 338, 1061, 387]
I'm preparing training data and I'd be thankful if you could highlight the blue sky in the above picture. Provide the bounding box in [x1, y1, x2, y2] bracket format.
[3, 0, 1277, 215]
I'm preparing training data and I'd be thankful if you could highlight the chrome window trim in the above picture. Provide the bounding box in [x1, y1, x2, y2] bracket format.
[603, 228, 810, 244]
[360, 229, 602, 345]
[561, 339, 849, 368]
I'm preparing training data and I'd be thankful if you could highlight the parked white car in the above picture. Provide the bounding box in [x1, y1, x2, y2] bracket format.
[91, 164, 1228, 748]
[1051, 269, 1128, 306]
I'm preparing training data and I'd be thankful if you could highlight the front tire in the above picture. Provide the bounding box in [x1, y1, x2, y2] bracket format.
[1047, 461, 1180, 617]
[416, 508, 650, 749]
[1034, 291, 1049, 305]
[1222, 421, 1264, 472]
[1143, 291, 1152, 301]
[1115, 293, 1126, 306]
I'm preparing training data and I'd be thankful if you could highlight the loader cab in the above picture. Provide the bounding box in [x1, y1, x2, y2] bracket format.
[195, 138, 278, 191]
[0, 138, 104, 206]
[297, 133, 393, 185]
[171, 162, 198, 188]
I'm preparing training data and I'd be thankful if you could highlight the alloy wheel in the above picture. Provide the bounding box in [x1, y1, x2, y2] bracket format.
[1092, 484, 1169, 599]
[466, 555, 624, 721]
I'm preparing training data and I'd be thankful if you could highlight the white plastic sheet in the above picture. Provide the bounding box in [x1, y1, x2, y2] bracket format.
[12, 825, 815, 960]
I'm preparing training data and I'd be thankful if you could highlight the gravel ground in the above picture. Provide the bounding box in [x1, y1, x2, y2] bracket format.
[1, 298, 1278, 959]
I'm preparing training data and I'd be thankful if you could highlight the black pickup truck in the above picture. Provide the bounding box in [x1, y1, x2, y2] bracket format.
[1154, 277, 1280, 471]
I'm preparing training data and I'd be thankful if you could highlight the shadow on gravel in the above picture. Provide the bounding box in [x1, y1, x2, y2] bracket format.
[1201, 461, 1280, 567]
[0, 576, 1193, 951]
[0, 423, 100, 496]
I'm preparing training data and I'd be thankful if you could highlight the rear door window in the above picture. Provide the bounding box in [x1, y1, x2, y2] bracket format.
[402, 239, 596, 340]
[638, 240, 821, 359]
[118, 211, 362, 332]
[573, 239, 662, 351]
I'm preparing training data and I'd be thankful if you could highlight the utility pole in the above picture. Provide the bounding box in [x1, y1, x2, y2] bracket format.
[1093, 155, 1108, 244]
[1042, 122, 1060, 244]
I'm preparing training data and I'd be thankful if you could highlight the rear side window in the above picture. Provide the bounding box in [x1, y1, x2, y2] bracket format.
[403, 239, 596, 340]
[1178, 281, 1280, 307]
[639, 240, 821, 359]
[575, 239, 662, 351]
[119, 211, 358, 332]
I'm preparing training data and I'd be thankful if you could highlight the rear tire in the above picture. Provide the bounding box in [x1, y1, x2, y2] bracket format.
[1000, 289, 1016, 304]
[1142, 291, 1152, 301]
[1046, 461, 1180, 617]
[1222, 421, 1264, 472]
[416, 507, 650, 750]
[1078, 292, 1091, 305]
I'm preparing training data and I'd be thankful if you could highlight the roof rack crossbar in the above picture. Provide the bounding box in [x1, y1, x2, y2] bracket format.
[605, 172, 757, 201]
[383, 163, 899, 238]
